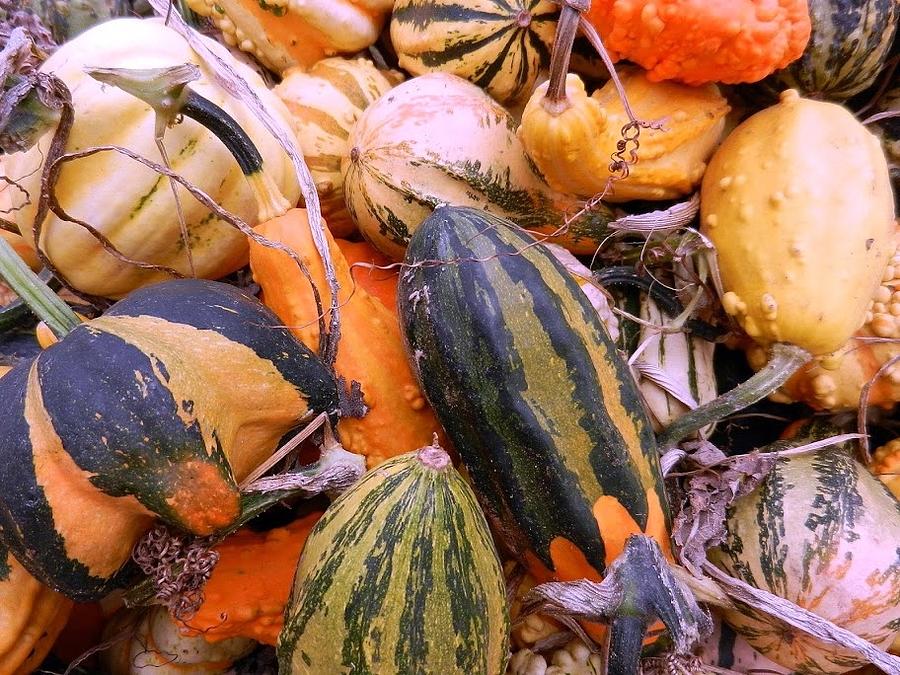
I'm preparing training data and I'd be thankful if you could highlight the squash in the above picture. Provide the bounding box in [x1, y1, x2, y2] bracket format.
[184, 0, 394, 75]
[765, 0, 899, 100]
[700, 90, 896, 357]
[335, 237, 398, 315]
[249, 209, 446, 468]
[584, 0, 812, 85]
[3, 18, 300, 299]
[390, 0, 558, 105]
[709, 447, 900, 673]
[0, 278, 339, 600]
[398, 205, 671, 645]
[273, 57, 399, 238]
[344, 72, 615, 260]
[518, 68, 730, 201]
[102, 606, 256, 675]
[696, 616, 792, 674]
[178, 511, 322, 645]
[870, 439, 900, 501]
[278, 443, 509, 674]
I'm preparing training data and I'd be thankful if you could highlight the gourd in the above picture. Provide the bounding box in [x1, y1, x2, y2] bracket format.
[870, 439, 900, 500]
[177, 511, 322, 645]
[398, 205, 671, 652]
[273, 57, 399, 238]
[709, 448, 900, 673]
[0, 279, 339, 599]
[335, 237, 398, 315]
[696, 616, 792, 674]
[183, 0, 394, 75]
[343, 72, 615, 260]
[583, 0, 812, 85]
[0, 232, 38, 272]
[278, 443, 509, 674]
[764, 0, 899, 100]
[518, 67, 729, 202]
[508, 639, 604, 675]
[3, 18, 300, 299]
[390, 0, 558, 105]
[102, 606, 256, 675]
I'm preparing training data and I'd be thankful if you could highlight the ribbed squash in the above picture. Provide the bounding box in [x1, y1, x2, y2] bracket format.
[700, 89, 896, 357]
[344, 72, 614, 260]
[390, 0, 557, 105]
[335, 237, 398, 315]
[184, 0, 394, 75]
[178, 511, 322, 646]
[3, 18, 300, 299]
[518, 68, 729, 201]
[102, 606, 256, 675]
[278, 444, 509, 674]
[249, 209, 445, 468]
[0, 279, 338, 600]
[709, 448, 900, 673]
[273, 57, 399, 238]
[765, 0, 899, 100]
[399, 206, 671, 642]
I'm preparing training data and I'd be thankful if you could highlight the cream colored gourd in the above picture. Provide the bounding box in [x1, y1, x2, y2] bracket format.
[518, 69, 729, 201]
[700, 89, 895, 356]
[4, 18, 300, 299]
[274, 57, 399, 238]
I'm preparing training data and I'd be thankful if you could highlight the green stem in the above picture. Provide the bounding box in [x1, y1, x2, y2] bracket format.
[657, 343, 812, 447]
[0, 236, 79, 338]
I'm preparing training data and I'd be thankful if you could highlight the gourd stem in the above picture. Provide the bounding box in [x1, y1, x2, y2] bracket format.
[658, 343, 812, 447]
[544, 1, 587, 108]
[0, 236, 80, 338]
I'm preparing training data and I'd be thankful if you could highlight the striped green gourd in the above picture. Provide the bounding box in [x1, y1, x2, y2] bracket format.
[397, 205, 671, 643]
[709, 448, 900, 674]
[0, 279, 338, 600]
[278, 443, 509, 675]
[764, 0, 898, 100]
[390, 0, 557, 105]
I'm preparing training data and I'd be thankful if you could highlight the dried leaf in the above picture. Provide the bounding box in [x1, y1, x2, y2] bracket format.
[608, 194, 700, 234]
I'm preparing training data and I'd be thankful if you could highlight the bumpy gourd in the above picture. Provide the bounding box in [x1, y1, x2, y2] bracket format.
[184, 0, 394, 75]
[273, 57, 399, 238]
[3, 19, 300, 299]
[335, 238, 398, 315]
[870, 439, 900, 500]
[700, 89, 896, 357]
[518, 69, 729, 201]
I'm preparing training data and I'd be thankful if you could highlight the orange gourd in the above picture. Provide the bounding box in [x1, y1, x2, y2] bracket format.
[335, 238, 398, 316]
[870, 440, 900, 500]
[584, 0, 812, 85]
[250, 211, 446, 468]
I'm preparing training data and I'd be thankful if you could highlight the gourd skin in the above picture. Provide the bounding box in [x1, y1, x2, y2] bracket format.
[273, 58, 398, 238]
[700, 90, 896, 356]
[335, 238, 398, 315]
[519, 70, 729, 201]
[709, 450, 900, 673]
[4, 18, 300, 299]
[0, 279, 338, 600]
[184, 0, 394, 75]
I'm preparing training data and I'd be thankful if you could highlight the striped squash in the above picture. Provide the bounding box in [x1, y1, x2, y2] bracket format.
[390, 0, 557, 105]
[273, 57, 400, 238]
[709, 448, 900, 673]
[765, 0, 899, 100]
[0, 279, 339, 600]
[278, 444, 509, 674]
[344, 72, 614, 260]
[398, 206, 670, 641]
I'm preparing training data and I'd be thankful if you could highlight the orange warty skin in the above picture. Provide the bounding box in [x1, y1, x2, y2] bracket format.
[585, 0, 812, 85]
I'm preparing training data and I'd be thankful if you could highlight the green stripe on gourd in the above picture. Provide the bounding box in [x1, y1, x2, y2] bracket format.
[278, 444, 509, 675]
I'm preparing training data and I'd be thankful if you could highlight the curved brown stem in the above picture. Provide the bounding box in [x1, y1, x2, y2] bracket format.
[545, 1, 589, 110]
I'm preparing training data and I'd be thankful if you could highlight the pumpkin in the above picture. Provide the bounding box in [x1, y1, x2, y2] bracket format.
[183, 0, 394, 75]
[3, 18, 300, 299]
[177, 511, 322, 645]
[249, 209, 446, 468]
[584, 0, 812, 85]
[0, 279, 339, 599]
[390, 0, 558, 105]
[335, 237, 398, 315]
[700, 90, 895, 357]
[102, 606, 256, 675]
[399, 205, 671, 650]
[709, 447, 900, 673]
[764, 0, 899, 100]
[344, 72, 615, 260]
[518, 68, 730, 201]
[273, 57, 399, 239]
[278, 443, 510, 674]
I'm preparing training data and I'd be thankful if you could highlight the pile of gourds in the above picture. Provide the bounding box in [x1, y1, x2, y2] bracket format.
[0, 0, 898, 673]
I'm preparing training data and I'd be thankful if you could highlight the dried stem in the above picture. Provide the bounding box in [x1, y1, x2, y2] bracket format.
[857, 353, 900, 463]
